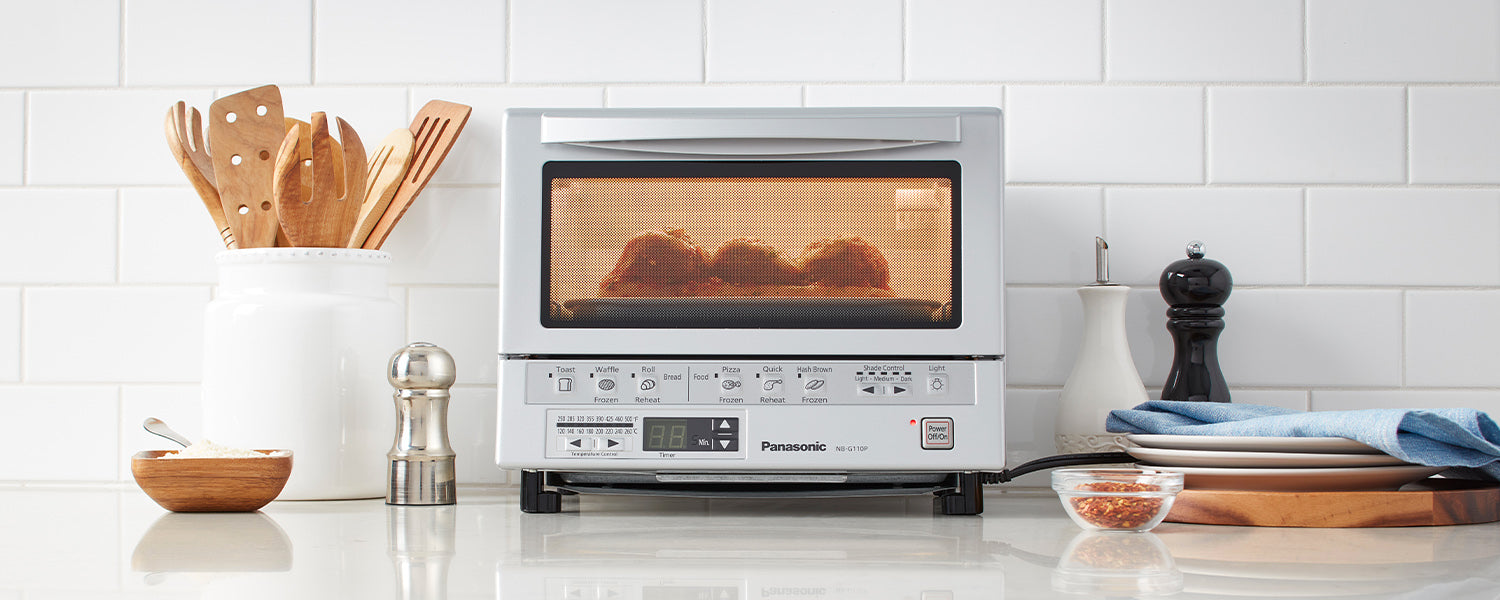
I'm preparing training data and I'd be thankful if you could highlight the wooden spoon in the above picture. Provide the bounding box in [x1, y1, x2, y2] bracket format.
[274, 113, 367, 247]
[208, 85, 286, 249]
[347, 128, 415, 248]
[360, 100, 472, 250]
[164, 102, 235, 249]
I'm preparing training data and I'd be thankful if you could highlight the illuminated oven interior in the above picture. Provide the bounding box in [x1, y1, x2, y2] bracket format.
[545, 162, 958, 328]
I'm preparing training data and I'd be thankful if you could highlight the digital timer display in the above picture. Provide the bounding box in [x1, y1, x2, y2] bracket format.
[641, 417, 738, 452]
[643, 418, 690, 451]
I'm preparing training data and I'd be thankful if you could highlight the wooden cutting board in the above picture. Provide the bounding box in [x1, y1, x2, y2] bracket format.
[1165, 478, 1500, 527]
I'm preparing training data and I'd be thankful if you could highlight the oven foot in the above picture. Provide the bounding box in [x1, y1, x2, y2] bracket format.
[935, 472, 984, 516]
[520, 470, 562, 513]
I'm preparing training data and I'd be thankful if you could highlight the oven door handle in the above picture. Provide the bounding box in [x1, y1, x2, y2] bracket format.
[539, 114, 961, 155]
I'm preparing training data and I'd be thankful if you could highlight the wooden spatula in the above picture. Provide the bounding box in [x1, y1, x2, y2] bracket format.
[284, 117, 345, 200]
[360, 100, 472, 250]
[208, 85, 285, 249]
[347, 128, 415, 248]
[274, 113, 367, 247]
[164, 102, 235, 249]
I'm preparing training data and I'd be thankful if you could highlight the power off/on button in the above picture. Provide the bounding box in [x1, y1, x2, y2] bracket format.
[921, 418, 954, 450]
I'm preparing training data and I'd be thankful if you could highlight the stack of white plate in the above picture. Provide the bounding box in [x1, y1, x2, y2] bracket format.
[1124, 434, 1445, 492]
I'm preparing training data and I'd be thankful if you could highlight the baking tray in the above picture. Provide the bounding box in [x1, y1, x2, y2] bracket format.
[560, 297, 948, 327]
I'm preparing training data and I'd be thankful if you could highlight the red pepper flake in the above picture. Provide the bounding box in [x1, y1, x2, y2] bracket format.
[1069, 482, 1165, 529]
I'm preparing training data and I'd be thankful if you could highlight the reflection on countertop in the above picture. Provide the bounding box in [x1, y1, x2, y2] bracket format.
[2, 485, 1498, 599]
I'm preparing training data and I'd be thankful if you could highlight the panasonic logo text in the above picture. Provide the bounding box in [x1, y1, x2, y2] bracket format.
[761, 441, 828, 452]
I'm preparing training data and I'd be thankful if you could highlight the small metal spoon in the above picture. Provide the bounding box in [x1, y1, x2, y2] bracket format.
[142, 418, 192, 448]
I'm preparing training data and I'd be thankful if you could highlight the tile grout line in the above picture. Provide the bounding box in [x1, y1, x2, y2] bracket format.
[506, 0, 514, 83]
[309, 0, 318, 85]
[701, 0, 709, 83]
[1099, 0, 1108, 82]
[117, 0, 126, 87]
[1301, 0, 1310, 83]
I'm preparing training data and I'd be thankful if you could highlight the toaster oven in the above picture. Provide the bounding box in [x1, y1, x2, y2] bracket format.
[496, 108, 1004, 514]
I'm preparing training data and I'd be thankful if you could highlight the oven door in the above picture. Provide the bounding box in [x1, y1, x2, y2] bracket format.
[500, 108, 1002, 357]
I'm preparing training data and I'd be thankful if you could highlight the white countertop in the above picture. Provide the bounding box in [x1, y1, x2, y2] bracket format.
[5, 485, 1499, 599]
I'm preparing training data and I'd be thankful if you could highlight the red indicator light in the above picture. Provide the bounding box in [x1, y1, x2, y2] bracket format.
[909, 419, 917, 425]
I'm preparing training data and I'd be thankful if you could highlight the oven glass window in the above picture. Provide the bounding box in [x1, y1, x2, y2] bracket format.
[544, 161, 959, 329]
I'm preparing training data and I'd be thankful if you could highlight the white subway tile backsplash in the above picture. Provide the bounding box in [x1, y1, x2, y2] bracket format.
[384, 187, 501, 285]
[907, 0, 1101, 82]
[1309, 0, 1500, 82]
[804, 85, 1002, 108]
[1007, 86, 1204, 183]
[0, 189, 117, 284]
[0, 289, 16, 382]
[608, 86, 803, 108]
[0, 386, 118, 481]
[1410, 88, 1500, 184]
[1407, 291, 1500, 387]
[1219, 289, 1403, 387]
[512, 0, 701, 83]
[25, 287, 209, 383]
[120, 188, 224, 284]
[408, 288, 499, 385]
[1003, 388, 1061, 485]
[117, 385, 202, 481]
[708, 0, 902, 82]
[1006, 287, 1083, 386]
[0, 0, 117, 87]
[30, 90, 216, 186]
[317, 0, 504, 84]
[1003, 186, 1103, 284]
[0, 93, 19, 185]
[1228, 390, 1311, 411]
[1107, 0, 1302, 82]
[1308, 189, 1500, 286]
[1312, 390, 1500, 414]
[1105, 188, 1305, 286]
[418, 87, 605, 185]
[1209, 87, 1406, 183]
[450, 385, 505, 484]
[126, 0, 312, 85]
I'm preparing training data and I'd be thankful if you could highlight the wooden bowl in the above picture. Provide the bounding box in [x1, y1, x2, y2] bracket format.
[131, 450, 293, 512]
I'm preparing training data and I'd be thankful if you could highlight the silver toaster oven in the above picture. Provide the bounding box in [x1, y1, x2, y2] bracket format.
[496, 108, 1004, 514]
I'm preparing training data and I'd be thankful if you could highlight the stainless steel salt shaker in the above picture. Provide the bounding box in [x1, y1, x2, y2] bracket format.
[387, 342, 458, 505]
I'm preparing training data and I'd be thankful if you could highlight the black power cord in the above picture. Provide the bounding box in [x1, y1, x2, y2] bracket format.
[979, 451, 1137, 485]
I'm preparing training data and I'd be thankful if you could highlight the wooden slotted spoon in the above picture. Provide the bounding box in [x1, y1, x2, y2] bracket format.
[274, 113, 367, 247]
[347, 128, 415, 248]
[164, 101, 235, 249]
[208, 85, 286, 249]
[360, 100, 472, 250]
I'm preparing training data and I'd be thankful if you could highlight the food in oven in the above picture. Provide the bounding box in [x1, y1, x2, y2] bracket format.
[600, 227, 707, 287]
[707, 237, 804, 285]
[794, 236, 891, 289]
[599, 229, 896, 298]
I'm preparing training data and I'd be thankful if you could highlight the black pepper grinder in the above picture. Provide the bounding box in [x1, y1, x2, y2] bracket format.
[1159, 241, 1231, 403]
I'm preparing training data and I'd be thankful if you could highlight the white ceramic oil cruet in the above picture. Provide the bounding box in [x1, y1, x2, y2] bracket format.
[1055, 238, 1149, 454]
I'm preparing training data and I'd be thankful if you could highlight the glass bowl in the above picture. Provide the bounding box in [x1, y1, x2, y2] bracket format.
[1052, 468, 1184, 532]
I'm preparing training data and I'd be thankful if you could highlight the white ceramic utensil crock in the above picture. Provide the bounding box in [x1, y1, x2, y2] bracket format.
[202, 248, 402, 500]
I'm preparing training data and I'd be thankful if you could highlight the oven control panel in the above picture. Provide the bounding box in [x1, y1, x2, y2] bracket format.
[545, 410, 747, 459]
[526, 361, 974, 406]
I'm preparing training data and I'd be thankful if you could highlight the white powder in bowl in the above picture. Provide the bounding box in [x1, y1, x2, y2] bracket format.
[164, 439, 280, 459]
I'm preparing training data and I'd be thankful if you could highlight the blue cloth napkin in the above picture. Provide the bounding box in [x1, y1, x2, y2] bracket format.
[1106, 401, 1500, 481]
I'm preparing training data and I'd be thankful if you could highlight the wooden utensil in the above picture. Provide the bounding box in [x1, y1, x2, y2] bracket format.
[209, 85, 286, 249]
[347, 128, 415, 248]
[284, 117, 345, 200]
[361, 100, 472, 250]
[165, 102, 236, 249]
[274, 113, 367, 247]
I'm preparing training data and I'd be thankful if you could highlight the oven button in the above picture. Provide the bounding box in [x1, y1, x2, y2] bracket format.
[921, 418, 954, 450]
[804, 378, 826, 392]
[857, 384, 885, 396]
[595, 377, 617, 394]
[559, 436, 594, 452]
[720, 376, 742, 394]
[638, 377, 657, 392]
[555, 376, 575, 393]
[927, 375, 948, 395]
[601, 437, 628, 452]
[890, 384, 911, 396]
